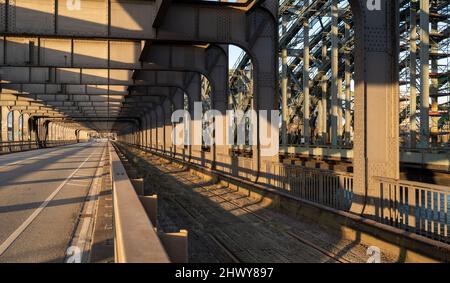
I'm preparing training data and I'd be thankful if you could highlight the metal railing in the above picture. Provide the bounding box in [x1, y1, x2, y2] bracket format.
[376, 177, 449, 243]
[133, 144, 355, 210]
[0, 140, 81, 154]
[227, 155, 354, 210]
[263, 161, 353, 210]
[122, 142, 450, 245]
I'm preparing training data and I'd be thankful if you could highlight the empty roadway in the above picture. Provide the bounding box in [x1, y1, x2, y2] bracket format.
[0, 142, 106, 263]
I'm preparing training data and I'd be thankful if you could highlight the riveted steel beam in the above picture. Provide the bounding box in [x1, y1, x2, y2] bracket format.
[350, 0, 400, 217]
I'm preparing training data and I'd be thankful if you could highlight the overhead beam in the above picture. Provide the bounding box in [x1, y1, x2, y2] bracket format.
[153, 0, 173, 28]
[0, 0, 156, 39]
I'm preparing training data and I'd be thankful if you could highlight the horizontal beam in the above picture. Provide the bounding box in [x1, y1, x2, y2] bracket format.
[0, 37, 142, 68]
[0, 94, 161, 103]
[1, 84, 178, 95]
[0, 1, 157, 40]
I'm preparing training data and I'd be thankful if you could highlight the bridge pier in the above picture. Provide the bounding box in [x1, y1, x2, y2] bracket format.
[350, 0, 400, 217]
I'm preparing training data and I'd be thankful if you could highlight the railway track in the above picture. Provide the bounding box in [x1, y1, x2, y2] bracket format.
[166, 164, 350, 263]
[113, 143, 397, 263]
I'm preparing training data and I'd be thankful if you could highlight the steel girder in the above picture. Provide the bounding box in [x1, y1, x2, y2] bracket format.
[1, 1, 279, 183]
[16, 0, 278, 180]
[140, 43, 229, 165]
[346, 0, 400, 217]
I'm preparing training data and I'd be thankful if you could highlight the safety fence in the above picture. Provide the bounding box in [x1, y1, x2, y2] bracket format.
[376, 177, 449, 244]
[127, 142, 450, 244]
[0, 140, 82, 154]
[263, 161, 354, 211]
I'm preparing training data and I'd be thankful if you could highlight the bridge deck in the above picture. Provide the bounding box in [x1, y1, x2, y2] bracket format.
[0, 142, 106, 263]
[117, 144, 399, 263]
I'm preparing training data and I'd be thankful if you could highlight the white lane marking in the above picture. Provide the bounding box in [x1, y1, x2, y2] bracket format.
[0, 143, 89, 167]
[68, 179, 91, 184]
[0, 147, 97, 257]
[65, 183, 88, 188]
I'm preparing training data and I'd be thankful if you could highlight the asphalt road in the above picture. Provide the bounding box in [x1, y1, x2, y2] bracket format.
[0, 142, 106, 263]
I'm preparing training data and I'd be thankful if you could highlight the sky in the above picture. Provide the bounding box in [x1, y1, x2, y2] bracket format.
[229, 45, 244, 69]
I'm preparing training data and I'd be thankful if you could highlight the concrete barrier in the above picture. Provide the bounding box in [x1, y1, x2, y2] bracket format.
[138, 194, 188, 263]
[109, 143, 170, 263]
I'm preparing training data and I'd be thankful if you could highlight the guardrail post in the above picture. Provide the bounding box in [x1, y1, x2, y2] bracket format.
[139, 195, 158, 227]
[158, 230, 188, 263]
[131, 178, 144, 196]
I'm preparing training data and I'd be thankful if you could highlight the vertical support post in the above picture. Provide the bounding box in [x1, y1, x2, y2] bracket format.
[135, 125, 139, 145]
[409, 0, 418, 148]
[430, 20, 439, 145]
[154, 110, 158, 149]
[250, 8, 279, 184]
[140, 116, 145, 147]
[0, 106, 8, 142]
[317, 100, 323, 144]
[344, 22, 352, 145]
[157, 105, 164, 151]
[419, 0, 430, 148]
[330, 0, 339, 146]
[208, 46, 230, 172]
[146, 113, 151, 149]
[351, 1, 400, 217]
[281, 15, 289, 146]
[142, 116, 146, 147]
[172, 90, 185, 159]
[30, 117, 36, 142]
[52, 124, 55, 141]
[153, 109, 158, 149]
[321, 43, 328, 144]
[23, 115, 29, 141]
[303, 10, 310, 144]
[337, 78, 343, 143]
[187, 74, 202, 164]
[13, 111, 20, 141]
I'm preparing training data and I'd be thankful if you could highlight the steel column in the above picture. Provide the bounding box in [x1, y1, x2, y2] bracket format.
[302, 10, 311, 145]
[409, 0, 418, 148]
[344, 22, 352, 145]
[330, 0, 339, 146]
[351, 0, 400, 217]
[281, 15, 289, 146]
[419, 0, 430, 148]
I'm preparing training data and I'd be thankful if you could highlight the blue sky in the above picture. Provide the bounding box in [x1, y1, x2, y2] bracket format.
[229, 45, 243, 68]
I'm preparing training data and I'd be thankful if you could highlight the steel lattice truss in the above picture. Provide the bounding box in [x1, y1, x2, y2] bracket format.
[230, 0, 449, 147]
